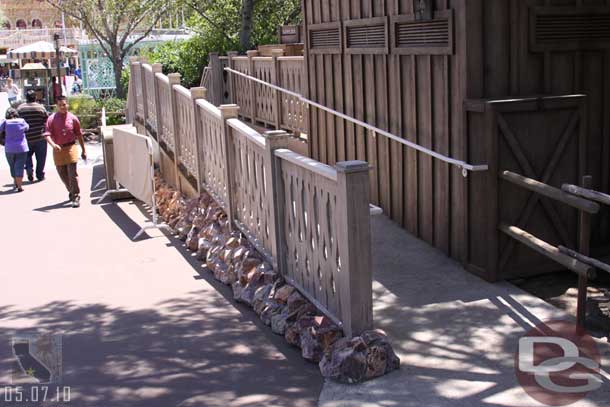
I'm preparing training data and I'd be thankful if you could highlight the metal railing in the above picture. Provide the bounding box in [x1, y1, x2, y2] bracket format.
[225, 67, 489, 176]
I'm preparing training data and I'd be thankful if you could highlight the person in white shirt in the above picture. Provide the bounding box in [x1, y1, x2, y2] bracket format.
[4, 78, 20, 104]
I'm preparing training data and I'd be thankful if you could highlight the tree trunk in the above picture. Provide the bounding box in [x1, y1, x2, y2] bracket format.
[239, 0, 255, 51]
[113, 56, 126, 99]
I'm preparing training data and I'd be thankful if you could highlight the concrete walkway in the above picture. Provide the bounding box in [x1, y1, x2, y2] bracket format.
[320, 216, 610, 407]
[0, 148, 322, 407]
[2, 144, 609, 407]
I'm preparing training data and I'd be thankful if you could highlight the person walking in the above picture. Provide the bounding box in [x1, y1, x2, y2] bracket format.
[4, 78, 20, 104]
[0, 108, 29, 192]
[18, 90, 49, 182]
[44, 96, 87, 207]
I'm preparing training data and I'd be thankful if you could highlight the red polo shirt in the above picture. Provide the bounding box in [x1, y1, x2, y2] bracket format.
[44, 112, 82, 146]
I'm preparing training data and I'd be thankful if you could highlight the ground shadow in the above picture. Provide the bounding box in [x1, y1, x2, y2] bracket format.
[33, 200, 73, 212]
[0, 295, 322, 407]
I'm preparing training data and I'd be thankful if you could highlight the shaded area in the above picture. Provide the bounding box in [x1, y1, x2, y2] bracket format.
[319, 215, 610, 407]
[0, 295, 321, 407]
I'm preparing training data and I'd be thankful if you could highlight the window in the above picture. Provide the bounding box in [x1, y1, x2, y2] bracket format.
[32, 19, 43, 29]
[16, 20, 27, 30]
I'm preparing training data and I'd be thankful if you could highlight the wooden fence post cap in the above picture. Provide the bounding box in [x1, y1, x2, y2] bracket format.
[209, 52, 219, 57]
[219, 104, 240, 119]
[128, 56, 139, 63]
[168, 73, 181, 84]
[246, 50, 259, 57]
[264, 130, 289, 139]
[271, 49, 285, 57]
[227, 51, 239, 57]
[190, 87, 207, 99]
[139, 56, 148, 64]
[336, 161, 370, 174]
[151, 63, 162, 73]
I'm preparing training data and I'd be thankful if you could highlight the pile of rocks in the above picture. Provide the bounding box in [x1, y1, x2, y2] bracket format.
[153, 176, 400, 383]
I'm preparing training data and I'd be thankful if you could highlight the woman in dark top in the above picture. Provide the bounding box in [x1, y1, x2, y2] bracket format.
[0, 108, 30, 192]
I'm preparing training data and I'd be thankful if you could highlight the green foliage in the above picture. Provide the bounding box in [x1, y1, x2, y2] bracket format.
[120, 68, 131, 94]
[145, 0, 302, 88]
[67, 95, 126, 128]
[67, 95, 98, 129]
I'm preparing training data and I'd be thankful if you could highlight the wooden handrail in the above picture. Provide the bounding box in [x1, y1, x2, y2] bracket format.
[562, 184, 610, 207]
[498, 224, 595, 278]
[500, 171, 600, 214]
[559, 246, 609, 276]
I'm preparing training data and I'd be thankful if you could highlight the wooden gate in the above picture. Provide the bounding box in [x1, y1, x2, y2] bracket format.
[466, 95, 587, 280]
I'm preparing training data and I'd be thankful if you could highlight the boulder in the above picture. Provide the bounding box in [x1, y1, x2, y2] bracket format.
[319, 330, 400, 384]
[271, 307, 289, 335]
[274, 285, 295, 304]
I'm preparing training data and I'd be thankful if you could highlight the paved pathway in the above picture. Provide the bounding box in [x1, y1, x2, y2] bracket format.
[320, 216, 610, 407]
[0, 148, 322, 407]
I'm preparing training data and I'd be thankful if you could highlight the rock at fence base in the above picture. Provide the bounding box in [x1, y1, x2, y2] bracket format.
[260, 302, 281, 326]
[287, 291, 307, 314]
[275, 285, 295, 304]
[213, 261, 228, 282]
[219, 264, 237, 285]
[197, 238, 212, 260]
[287, 302, 317, 322]
[271, 308, 289, 335]
[301, 328, 324, 363]
[225, 236, 241, 249]
[186, 226, 200, 251]
[319, 331, 400, 384]
[285, 315, 317, 347]
[232, 281, 243, 301]
[238, 258, 263, 284]
[252, 284, 273, 315]
[319, 337, 368, 384]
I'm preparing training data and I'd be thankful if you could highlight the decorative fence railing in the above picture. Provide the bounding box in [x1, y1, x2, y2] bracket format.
[127, 57, 372, 337]
[209, 50, 308, 136]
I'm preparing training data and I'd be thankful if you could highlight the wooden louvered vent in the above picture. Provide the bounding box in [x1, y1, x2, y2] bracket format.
[309, 23, 342, 54]
[390, 10, 453, 55]
[344, 17, 388, 54]
[531, 7, 610, 51]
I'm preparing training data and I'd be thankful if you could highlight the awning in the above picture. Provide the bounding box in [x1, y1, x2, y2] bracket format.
[7, 41, 78, 59]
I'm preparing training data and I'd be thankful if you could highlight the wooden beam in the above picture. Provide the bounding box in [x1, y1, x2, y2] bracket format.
[562, 184, 610, 207]
[498, 223, 594, 278]
[558, 246, 606, 278]
[500, 171, 600, 214]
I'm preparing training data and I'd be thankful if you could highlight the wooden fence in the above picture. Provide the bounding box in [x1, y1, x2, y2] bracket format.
[210, 50, 308, 136]
[128, 57, 372, 337]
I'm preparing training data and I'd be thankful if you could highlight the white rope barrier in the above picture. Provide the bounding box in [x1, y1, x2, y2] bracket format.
[224, 67, 489, 176]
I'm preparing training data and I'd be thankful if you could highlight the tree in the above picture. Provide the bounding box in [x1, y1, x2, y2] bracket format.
[45, 0, 176, 98]
[184, 0, 301, 52]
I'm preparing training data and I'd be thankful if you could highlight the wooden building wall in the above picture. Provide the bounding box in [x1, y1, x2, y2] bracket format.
[303, 0, 610, 276]
[303, 0, 472, 260]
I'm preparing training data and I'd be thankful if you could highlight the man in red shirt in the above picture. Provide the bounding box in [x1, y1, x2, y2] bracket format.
[44, 96, 87, 208]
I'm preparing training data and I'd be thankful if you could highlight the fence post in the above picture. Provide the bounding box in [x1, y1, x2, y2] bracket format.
[139, 57, 149, 131]
[151, 63, 163, 140]
[271, 49, 284, 130]
[219, 104, 240, 227]
[126, 56, 139, 124]
[168, 72, 182, 189]
[576, 175, 593, 330]
[190, 87, 207, 195]
[247, 50, 258, 121]
[264, 130, 291, 272]
[335, 161, 372, 338]
[227, 51, 238, 105]
[209, 52, 221, 105]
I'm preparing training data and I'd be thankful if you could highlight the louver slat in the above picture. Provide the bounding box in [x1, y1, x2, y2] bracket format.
[530, 7, 610, 51]
[390, 10, 454, 55]
[309, 22, 342, 54]
[344, 17, 389, 54]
